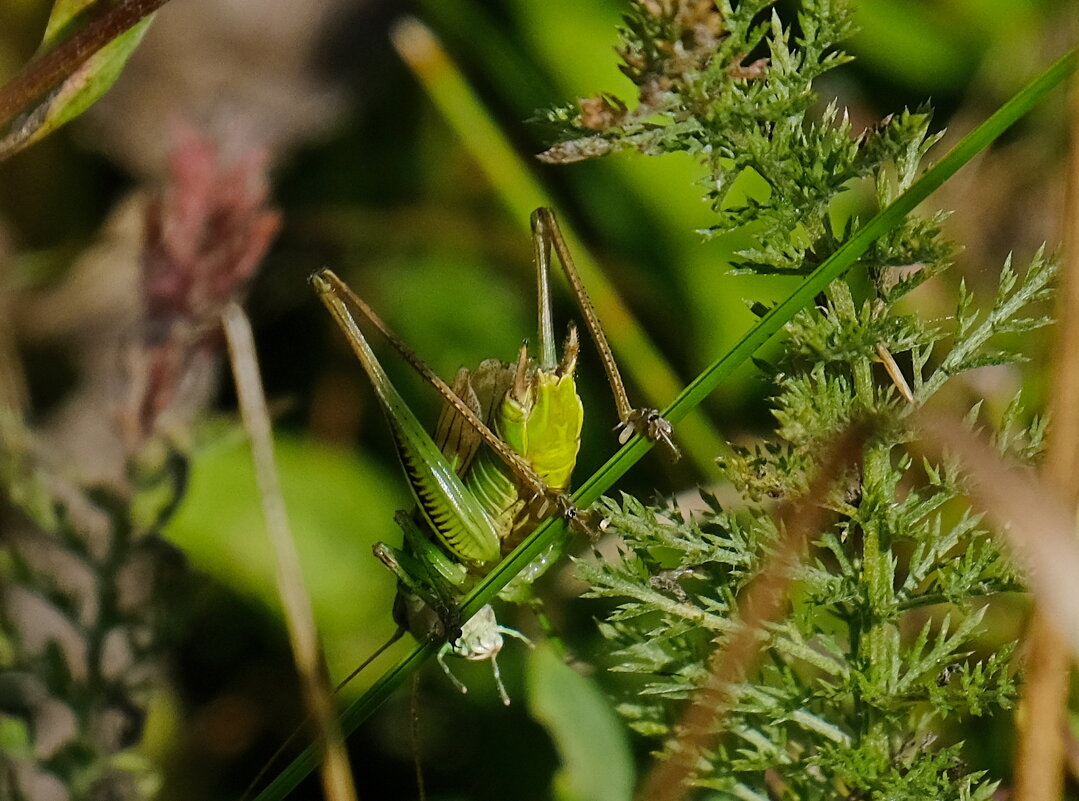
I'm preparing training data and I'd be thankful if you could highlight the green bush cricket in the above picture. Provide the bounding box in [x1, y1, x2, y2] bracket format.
[313, 207, 676, 703]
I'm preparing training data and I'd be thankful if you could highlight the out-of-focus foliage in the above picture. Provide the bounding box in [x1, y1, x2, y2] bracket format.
[0, 125, 280, 797]
[526, 643, 635, 801]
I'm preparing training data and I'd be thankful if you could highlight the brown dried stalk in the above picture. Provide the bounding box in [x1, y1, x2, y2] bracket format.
[1012, 66, 1079, 801]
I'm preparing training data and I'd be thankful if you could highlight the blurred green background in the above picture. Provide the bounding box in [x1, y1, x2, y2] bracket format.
[0, 0, 1073, 798]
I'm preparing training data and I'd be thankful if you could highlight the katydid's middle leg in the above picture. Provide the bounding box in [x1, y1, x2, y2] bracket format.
[373, 510, 478, 644]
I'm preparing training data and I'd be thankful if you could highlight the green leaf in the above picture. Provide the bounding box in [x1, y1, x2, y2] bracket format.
[0, 0, 163, 160]
[165, 429, 406, 679]
[526, 644, 635, 801]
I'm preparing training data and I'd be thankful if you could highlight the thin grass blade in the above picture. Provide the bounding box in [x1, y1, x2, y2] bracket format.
[223, 304, 358, 801]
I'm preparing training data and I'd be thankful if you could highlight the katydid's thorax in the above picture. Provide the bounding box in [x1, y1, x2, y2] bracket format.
[496, 361, 583, 551]
[451, 334, 583, 556]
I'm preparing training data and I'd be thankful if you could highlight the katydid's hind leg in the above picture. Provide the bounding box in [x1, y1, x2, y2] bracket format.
[617, 408, 679, 457]
[320, 271, 582, 530]
[316, 268, 564, 512]
[530, 208, 680, 458]
[395, 510, 471, 590]
[315, 270, 505, 567]
[384, 509, 485, 638]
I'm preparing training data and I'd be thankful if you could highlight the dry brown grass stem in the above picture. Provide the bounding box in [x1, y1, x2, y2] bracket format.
[222, 302, 358, 801]
[1011, 70, 1079, 801]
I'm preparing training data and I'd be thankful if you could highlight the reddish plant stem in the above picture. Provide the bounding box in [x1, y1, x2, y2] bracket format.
[0, 0, 171, 132]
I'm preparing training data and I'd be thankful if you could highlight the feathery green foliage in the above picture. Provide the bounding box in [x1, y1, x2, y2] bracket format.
[584, 248, 1050, 794]
[539, 0, 947, 276]
[540, 1, 1057, 796]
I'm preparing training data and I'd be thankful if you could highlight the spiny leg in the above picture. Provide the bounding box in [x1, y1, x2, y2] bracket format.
[372, 540, 462, 644]
[314, 268, 581, 523]
[531, 208, 679, 458]
[313, 270, 502, 566]
[436, 644, 470, 696]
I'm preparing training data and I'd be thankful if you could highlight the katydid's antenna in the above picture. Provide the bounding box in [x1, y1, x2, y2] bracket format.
[411, 674, 428, 801]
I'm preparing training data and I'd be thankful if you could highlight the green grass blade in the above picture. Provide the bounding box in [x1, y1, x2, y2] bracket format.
[251, 45, 1077, 801]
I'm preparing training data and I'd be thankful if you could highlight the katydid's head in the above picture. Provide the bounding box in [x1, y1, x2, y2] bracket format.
[442, 605, 533, 706]
[453, 604, 504, 662]
[444, 604, 511, 705]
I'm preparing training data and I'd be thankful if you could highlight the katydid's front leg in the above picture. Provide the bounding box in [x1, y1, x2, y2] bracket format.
[531, 207, 679, 458]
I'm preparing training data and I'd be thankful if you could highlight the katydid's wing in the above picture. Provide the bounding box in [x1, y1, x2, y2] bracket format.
[470, 359, 516, 426]
[434, 368, 483, 478]
[434, 360, 514, 479]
